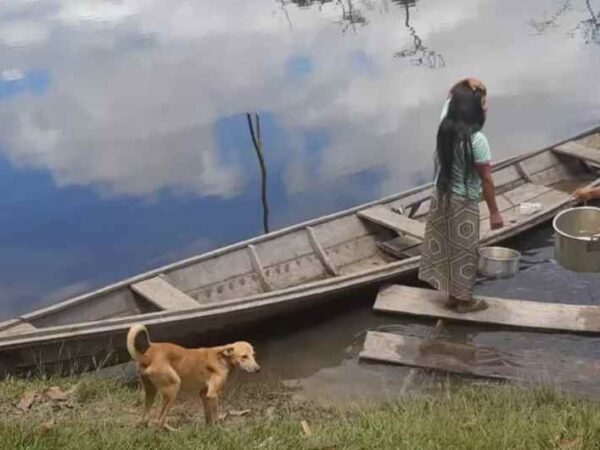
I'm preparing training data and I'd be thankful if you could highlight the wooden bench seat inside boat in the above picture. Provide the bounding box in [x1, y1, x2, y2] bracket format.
[377, 235, 421, 258]
[358, 205, 426, 240]
[131, 276, 199, 311]
[553, 141, 600, 167]
[0, 319, 37, 337]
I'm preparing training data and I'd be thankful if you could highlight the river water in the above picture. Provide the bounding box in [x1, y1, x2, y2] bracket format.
[227, 225, 600, 404]
[1, 0, 600, 400]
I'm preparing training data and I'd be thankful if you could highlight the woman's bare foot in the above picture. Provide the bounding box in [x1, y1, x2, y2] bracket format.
[445, 296, 459, 309]
[455, 298, 488, 313]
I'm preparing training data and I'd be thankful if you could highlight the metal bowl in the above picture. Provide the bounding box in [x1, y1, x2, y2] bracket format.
[477, 246, 521, 278]
[553, 206, 600, 272]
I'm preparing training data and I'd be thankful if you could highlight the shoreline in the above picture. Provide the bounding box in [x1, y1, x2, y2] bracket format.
[1, 374, 598, 449]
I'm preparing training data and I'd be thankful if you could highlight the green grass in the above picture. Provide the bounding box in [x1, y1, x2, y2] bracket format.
[0, 375, 599, 449]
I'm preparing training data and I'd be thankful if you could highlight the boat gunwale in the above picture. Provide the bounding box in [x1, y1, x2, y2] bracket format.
[3, 124, 600, 328]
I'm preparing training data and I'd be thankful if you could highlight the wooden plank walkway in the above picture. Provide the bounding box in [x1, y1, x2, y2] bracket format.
[374, 285, 600, 334]
[553, 141, 600, 166]
[360, 331, 599, 384]
[358, 205, 426, 240]
[131, 276, 200, 311]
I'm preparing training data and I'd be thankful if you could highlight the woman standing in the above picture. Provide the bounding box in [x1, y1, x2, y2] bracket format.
[418, 78, 504, 313]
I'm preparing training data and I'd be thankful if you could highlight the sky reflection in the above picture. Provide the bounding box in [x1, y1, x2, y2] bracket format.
[0, 0, 598, 315]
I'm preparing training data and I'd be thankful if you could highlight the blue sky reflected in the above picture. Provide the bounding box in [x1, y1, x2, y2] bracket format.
[0, 0, 598, 315]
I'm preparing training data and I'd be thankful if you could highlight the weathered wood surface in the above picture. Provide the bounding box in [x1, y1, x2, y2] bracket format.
[247, 245, 273, 292]
[360, 331, 600, 384]
[130, 276, 199, 310]
[553, 141, 600, 166]
[379, 183, 569, 258]
[481, 186, 571, 244]
[378, 235, 421, 258]
[358, 205, 426, 240]
[374, 285, 600, 334]
[479, 182, 550, 221]
[0, 320, 36, 337]
[306, 226, 339, 276]
[514, 161, 533, 182]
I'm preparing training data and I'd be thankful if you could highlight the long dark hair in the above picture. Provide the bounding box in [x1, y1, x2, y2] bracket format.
[435, 81, 486, 194]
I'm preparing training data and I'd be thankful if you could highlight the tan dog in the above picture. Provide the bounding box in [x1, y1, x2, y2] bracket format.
[126, 324, 260, 430]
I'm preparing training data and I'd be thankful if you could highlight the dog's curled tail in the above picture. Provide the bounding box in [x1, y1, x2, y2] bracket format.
[126, 324, 151, 360]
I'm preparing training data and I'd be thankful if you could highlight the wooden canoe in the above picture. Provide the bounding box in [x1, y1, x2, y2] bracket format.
[1, 126, 600, 375]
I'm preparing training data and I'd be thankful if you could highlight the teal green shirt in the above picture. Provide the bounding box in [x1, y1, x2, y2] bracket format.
[437, 98, 491, 201]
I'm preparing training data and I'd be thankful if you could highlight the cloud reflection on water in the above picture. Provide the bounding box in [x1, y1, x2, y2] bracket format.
[0, 0, 599, 315]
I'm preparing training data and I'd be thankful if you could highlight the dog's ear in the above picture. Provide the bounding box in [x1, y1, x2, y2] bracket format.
[219, 346, 235, 359]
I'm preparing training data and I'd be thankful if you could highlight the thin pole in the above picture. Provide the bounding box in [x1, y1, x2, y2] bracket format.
[246, 112, 270, 234]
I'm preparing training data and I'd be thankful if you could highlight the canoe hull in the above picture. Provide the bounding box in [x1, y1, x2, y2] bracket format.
[0, 282, 386, 377]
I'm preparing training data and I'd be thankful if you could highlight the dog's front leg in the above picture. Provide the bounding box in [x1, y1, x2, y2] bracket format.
[205, 397, 219, 426]
[205, 376, 225, 426]
[199, 387, 214, 425]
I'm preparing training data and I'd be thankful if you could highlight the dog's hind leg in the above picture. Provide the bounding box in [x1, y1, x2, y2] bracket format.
[156, 369, 181, 431]
[139, 373, 157, 427]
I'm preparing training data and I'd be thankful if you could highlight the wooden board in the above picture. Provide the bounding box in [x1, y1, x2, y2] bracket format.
[374, 285, 600, 334]
[381, 183, 561, 260]
[553, 142, 600, 166]
[0, 320, 36, 336]
[130, 276, 200, 311]
[479, 182, 548, 220]
[501, 182, 550, 205]
[360, 331, 600, 384]
[379, 183, 569, 252]
[358, 205, 425, 240]
[378, 235, 421, 258]
[480, 186, 571, 244]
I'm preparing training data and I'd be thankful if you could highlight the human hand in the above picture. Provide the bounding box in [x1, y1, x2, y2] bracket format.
[490, 211, 504, 230]
[449, 77, 487, 96]
[466, 78, 486, 93]
[572, 187, 595, 203]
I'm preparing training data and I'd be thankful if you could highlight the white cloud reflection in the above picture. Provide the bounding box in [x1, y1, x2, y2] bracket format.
[0, 0, 598, 199]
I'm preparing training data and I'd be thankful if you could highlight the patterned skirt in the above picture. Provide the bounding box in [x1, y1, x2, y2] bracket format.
[418, 190, 480, 301]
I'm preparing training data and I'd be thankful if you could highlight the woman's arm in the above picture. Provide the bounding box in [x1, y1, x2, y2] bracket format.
[476, 163, 504, 230]
[573, 186, 600, 203]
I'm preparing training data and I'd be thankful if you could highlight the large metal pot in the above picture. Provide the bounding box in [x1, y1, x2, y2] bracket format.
[553, 206, 600, 272]
[478, 246, 521, 278]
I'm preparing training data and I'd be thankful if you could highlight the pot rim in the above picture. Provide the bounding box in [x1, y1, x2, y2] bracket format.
[478, 246, 521, 261]
[552, 206, 600, 242]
